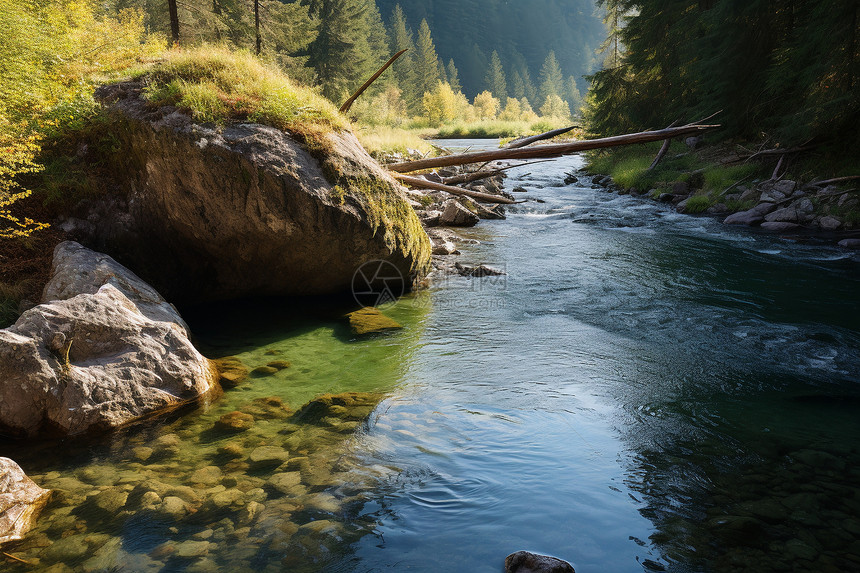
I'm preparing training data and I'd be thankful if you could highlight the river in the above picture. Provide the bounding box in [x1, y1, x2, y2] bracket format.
[2, 140, 859, 572]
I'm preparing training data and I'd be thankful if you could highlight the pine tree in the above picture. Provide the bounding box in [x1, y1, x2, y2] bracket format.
[485, 50, 507, 100]
[567, 75, 583, 115]
[389, 5, 419, 112]
[510, 70, 526, 100]
[519, 65, 538, 105]
[539, 50, 564, 104]
[446, 59, 462, 94]
[414, 19, 441, 98]
[305, 0, 372, 102]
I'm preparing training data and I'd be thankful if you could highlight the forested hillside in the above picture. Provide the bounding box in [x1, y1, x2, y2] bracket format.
[587, 0, 860, 149]
[376, 0, 605, 98]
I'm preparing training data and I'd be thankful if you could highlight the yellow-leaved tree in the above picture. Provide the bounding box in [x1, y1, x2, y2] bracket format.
[0, 0, 164, 238]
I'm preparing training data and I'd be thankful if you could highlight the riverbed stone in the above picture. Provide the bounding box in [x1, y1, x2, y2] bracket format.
[214, 356, 248, 388]
[190, 466, 223, 487]
[505, 551, 575, 573]
[267, 472, 302, 495]
[251, 365, 279, 377]
[156, 496, 190, 519]
[175, 540, 211, 558]
[215, 411, 255, 433]
[346, 307, 402, 335]
[0, 458, 52, 546]
[42, 534, 89, 562]
[838, 239, 860, 249]
[84, 486, 128, 515]
[249, 446, 290, 469]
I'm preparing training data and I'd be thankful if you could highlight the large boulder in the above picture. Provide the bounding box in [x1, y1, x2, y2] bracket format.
[0, 243, 218, 437]
[42, 241, 191, 335]
[0, 458, 52, 546]
[72, 81, 429, 303]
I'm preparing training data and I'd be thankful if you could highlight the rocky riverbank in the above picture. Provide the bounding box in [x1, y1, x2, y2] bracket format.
[582, 169, 860, 249]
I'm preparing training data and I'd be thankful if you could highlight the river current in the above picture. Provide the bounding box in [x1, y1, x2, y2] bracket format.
[2, 140, 859, 572]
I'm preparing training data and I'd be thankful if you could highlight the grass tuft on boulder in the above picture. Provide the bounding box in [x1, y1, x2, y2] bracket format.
[140, 47, 348, 137]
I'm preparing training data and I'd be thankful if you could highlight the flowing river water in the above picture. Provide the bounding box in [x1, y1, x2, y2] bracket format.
[2, 140, 860, 572]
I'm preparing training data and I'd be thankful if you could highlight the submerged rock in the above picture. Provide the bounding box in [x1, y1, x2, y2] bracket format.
[214, 412, 255, 433]
[214, 356, 249, 388]
[0, 458, 52, 546]
[346, 307, 402, 335]
[80, 81, 429, 303]
[505, 551, 575, 573]
[291, 392, 381, 426]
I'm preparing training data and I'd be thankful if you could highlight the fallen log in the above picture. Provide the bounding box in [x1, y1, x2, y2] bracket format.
[441, 159, 554, 186]
[387, 123, 720, 173]
[340, 49, 407, 113]
[809, 175, 860, 187]
[504, 126, 578, 149]
[393, 173, 515, 204]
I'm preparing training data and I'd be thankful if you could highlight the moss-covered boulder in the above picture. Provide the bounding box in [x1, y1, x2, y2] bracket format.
[73, 52, 430, 303]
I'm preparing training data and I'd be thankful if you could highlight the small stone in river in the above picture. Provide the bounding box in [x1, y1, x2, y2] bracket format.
[267, 472, 302, 494]
[190, 466, 222, 486]
[215, 411, 255, 432]
[43, 535, 90, 562]
[217, 442, 245, 458]
[249, 446, 290, 468]
[132, 446, 153, 461]
[455, 262, 506, 277]
[266, 360, 291, 370]
[157, 496, 190, 519]
[149, 541, 175, 560]
[175, 540, 211, 558]
[251, 366, 279, 377]
[505, 551, 575, 573]
[237, 501, 264, 526]
[346, 307, 402, 335]
[86, 486, 128, 514]
[214, 356, 249, 388]
[838, 238, 860, 249]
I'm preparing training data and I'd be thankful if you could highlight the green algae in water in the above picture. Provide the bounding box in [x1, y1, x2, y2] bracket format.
[0, 296, 429, 572]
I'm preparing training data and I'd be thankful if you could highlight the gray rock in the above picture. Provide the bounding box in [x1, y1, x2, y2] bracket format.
[505, 551, 575, 573]
[0, 283, 218, 438]
[439, 199, 480, 227]
[773, 179, 797, 196]
[838, 239, 860, 249]
[42, 242, 191, 336]
[818, 216, 843, 231]
[455, 263, 506, 277]
[765, 207, 800, 223]
[723, 203, 776, 226]
[684, 136, 702, 149]
[87, 81, 429, 303]
[475, 203, 506, 220]
[707, 203, 729, 214]
[0, 458, 52, 546]
[738, 187, 760, 203]
[431, 240, 458, 255]
[760, 222, 803, 232]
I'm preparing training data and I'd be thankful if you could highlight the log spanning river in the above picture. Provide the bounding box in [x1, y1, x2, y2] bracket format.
[3, 141, 860, 572]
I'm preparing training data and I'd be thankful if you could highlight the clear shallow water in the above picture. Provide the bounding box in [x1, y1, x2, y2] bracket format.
[2, 141, 860, 572]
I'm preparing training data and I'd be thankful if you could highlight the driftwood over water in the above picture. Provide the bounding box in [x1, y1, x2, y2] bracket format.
[386, 123, 720, 173]
[393, 173, 516, 204]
